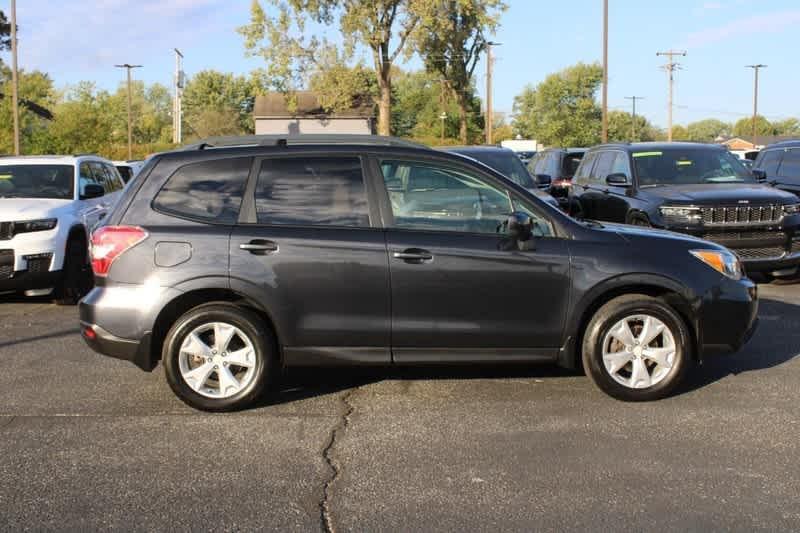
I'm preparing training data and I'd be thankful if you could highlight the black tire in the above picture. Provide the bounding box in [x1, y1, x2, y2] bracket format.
[163, 303, 275, 412]
[54, 236, 93, 305]
[582, 294, 692, 401]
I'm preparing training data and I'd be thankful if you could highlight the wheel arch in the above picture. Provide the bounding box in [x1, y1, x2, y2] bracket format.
[148, 287, 283, 371]
[559, 274, 699, 370]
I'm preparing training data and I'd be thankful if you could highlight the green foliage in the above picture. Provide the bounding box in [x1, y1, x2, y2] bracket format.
[0, 9, 10, 51]
[512, 62, 603, 147]
[773, 118, 800, 136]
[684, 118, 731, 142]
[418, 0, 505, 143]
[607, 110, 658, 142]
[733, 115, 774, 138]
[182, 70, 264, 138]
[308, 57, 378, 113]
[0, 67, 57, 154]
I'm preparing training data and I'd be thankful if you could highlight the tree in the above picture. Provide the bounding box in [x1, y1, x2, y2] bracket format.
[239, 0, 423, 135]
[309, 58, 377, 115]
[0, 67, 56, 154]
[512, 63, 603, 147]
[0, 9, 11, 52]
[418, 0, 505, 143]
[733, 115, 774, 138]
[685, 118, 731, 142]
[607, 110, 657, 142]
[182, 70, 263, 138]
[773, 118, 800, 136]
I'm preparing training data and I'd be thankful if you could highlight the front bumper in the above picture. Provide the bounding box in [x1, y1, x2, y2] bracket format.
[697, 276, 758, 356]
[0, 249, 61, 292]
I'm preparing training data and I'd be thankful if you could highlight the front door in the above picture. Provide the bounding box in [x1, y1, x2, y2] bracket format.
[376, 157, 571, 363]
[230, 154, 390, 364]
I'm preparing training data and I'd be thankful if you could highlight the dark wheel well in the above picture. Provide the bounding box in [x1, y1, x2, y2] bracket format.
[149, 289, 281, 370]
[572, 285, 697, 370]
[67, 226, 88, 247]
[626, 211, 651, 225]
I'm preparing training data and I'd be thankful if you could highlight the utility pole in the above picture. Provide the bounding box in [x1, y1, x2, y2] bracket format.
[439, 78, 446, 144]
[746, 64, 767, 149]
[624, 96, 644, 141]
[115, 63, 143, 160]
[656, 50, 686, 142]
[173, 49, 184, 145]
[601, 0, 609, 143]
[485, 42, 501, 145]
[10, 0, 20, 155]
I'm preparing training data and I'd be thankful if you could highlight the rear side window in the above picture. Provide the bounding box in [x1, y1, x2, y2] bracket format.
[778, 150, 800, 178]
[153, 157, 251, 224]
[254, 157, 369, 227]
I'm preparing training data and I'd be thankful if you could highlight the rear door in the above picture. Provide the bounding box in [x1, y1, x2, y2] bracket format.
[230, 154, 390, 364]
[374, 156, 570, 362]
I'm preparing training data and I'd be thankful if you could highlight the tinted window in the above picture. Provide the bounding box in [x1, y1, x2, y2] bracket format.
[0, 164, 74, 200]
[758, 150, 783, 176]
[381, 160, 513, 234]
[561, 152, 584, 177]
[254, 157, 369, 227]
[633, 148, 754, 186]
[154, 157, 251, 223]
[592, 152, 615, 182]
[117, 166, 134, 183]
[463, 151, 535, 188]
[610, 152, 631, 176]
[777, 150, 800, 178]
[574, 152, 597, 184]
[104, 164, 125, 191]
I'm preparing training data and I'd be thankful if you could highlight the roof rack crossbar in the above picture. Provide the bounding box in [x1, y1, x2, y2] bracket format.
[180, 134, 427, 151]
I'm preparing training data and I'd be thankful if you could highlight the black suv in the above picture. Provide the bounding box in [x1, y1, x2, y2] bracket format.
[753, 140, 800, 196]
[80, 135, 757, 411]
[570, 142, 800, 280]
[527, 148, 586, 208]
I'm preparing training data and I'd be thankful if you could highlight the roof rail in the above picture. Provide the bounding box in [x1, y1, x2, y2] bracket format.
[179, 134, 428, 151]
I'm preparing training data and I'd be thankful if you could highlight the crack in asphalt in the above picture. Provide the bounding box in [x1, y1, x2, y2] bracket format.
[320, 388, 356, 533]
[0, 416, 16, 431]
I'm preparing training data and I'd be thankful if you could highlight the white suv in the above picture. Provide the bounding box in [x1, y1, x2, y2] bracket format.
[0, 155, 126, 303]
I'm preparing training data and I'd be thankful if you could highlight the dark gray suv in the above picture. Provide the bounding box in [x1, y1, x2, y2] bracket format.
[80, 135, 758, 411]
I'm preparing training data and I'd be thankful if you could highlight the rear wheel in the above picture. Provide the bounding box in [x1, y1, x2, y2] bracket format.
[582, 294, 691, 401]
[54, 236, 93, 305]
[163, 304, 275, 411]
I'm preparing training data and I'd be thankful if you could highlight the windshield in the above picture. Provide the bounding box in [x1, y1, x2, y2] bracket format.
[465, 151, 536, 188]
[632, 148, 754, 186]
[0, 164, 75, 200]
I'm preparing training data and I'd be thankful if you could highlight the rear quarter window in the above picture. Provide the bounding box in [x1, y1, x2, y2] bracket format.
[153, 157, 251, 224]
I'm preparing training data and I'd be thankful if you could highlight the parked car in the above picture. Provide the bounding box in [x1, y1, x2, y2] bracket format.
[443, 146, 559, 208]
[516, 151, 536, 165]
[0, 155, 126, 303]
[752, 140, 800, 197]
[527, 148, 586, 208]
[80, 134, 757, 411]
[113, 160, 145, 184]
[570, 142, 800, 281]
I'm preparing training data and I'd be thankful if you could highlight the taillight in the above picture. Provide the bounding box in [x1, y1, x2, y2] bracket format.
[90, 226, 148, 277]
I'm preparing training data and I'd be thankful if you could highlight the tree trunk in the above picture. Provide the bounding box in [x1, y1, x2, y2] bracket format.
[377, 77, 391, 136]
[457, 92, 469, 144]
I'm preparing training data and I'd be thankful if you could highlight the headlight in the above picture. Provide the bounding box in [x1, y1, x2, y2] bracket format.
[14, 218, 58, 234]
[659, 206, 702, 223]
[690, 249, 743, 280]
[783, 203, 800, 215]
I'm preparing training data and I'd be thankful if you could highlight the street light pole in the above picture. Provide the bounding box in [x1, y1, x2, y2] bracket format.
[601, 0, 609, 143]
[746, 64, 767, 149]
[115, 64, 143, 160]
[173, 49, 184, 145]
[10, 0, 20, 155]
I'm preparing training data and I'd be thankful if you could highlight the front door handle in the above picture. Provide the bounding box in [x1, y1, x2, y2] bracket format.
[240, 240, 279, 255]
[392, 248, 433, 264]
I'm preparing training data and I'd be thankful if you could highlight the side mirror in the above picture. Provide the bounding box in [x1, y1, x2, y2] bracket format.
[81, 183, 105, 200]
[606, 173, 630, 186]
[752, 169, 767, 183]
[534, 174, 552, 188]
[499, 212, 535, 251]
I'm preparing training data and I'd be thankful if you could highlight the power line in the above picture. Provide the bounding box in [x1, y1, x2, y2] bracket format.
[656, 49, 686, 142]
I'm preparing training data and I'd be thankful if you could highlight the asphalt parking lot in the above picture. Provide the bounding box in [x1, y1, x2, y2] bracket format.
[1, 285, 799, 531]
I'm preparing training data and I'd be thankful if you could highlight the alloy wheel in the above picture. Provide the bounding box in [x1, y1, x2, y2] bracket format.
[601, 314, 677, 389]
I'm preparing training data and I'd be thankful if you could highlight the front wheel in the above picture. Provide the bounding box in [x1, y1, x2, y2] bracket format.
[163, 304, 275, 411]
[582, 294, 691, 401]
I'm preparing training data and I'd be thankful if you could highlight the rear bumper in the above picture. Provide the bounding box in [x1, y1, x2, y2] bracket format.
[81, 321, 155, 371]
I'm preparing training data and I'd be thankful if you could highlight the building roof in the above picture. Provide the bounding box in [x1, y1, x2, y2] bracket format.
[718, 135, 800, 147]
[254, 91, 375, 119]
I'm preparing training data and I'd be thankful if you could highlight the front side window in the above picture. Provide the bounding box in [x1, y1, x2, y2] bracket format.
[592, 152, 616, 182]
[777, 150, 800, 178]
[381, 159, 514, 234]
[254, 157, 369, 227]
[0, 164, 75, 200]
[574, 153, 596, 184]
[153, 157, 251, 224]
[757, 150, 783, 176]
[633, 148, 754, 186]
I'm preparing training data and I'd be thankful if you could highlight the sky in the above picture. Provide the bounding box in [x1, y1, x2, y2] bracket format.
[1, 0, 799, 129]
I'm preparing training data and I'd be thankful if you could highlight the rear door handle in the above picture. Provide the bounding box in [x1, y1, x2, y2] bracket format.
[240, 240, 279, 255]
[392, 248, 433, 263]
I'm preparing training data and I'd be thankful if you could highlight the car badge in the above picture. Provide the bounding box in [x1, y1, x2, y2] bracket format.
[738, 200, 749, 204]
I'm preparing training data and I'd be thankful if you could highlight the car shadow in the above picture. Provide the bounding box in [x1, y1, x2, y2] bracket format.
[681, 297, 800, 393]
